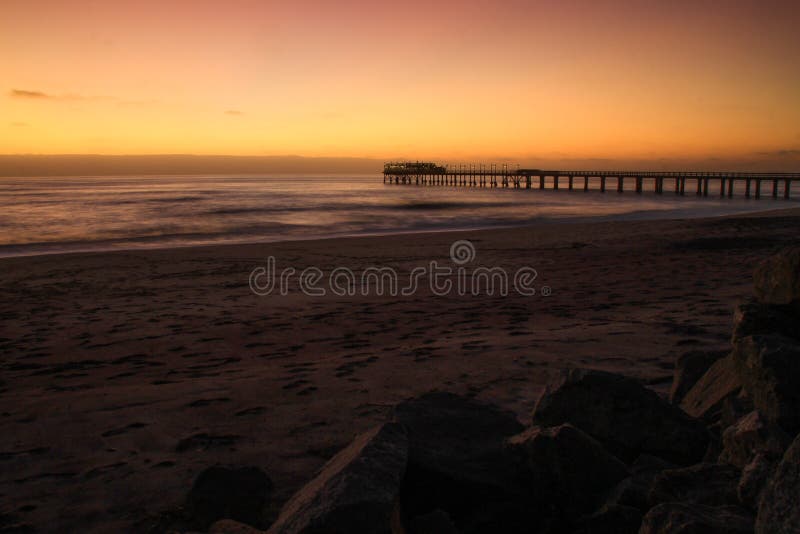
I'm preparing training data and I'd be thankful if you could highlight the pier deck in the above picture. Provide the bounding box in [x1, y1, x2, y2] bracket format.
[383, 163, 800, 199]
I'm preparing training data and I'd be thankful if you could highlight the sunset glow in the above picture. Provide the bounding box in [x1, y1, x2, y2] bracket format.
[2, 0, 799, 166]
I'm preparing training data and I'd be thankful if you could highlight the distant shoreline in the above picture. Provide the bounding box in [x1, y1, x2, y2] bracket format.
[0, 155, 384, 177]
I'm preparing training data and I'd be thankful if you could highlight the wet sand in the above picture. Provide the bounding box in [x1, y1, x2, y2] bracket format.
[1, 208, 798, 532]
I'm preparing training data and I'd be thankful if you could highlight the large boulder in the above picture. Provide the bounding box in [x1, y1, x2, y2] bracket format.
[732, 298, 800, 342]
[210, 519, 265, 533]
[602, 479, 652, 516]
[648, 463, 740, 507]
[670, 349, 728, 405]
[407, 509, 460, 534]
[738, 453, 777, 510]
[266, 422, 408, 534]
[578, 456, 667, 534]
[756, 433, 800, 534]
[506, 423, 628, 513]
[752, 246, 800, 306]
[601, 455, 676, 511]
[532, 368, 708, 464]
[580, 504, 642, 534]
[719, 410, 790, 469]
[186, 466, 273, 530]
[732, 335, 800, 434]
[391, 392, 528, 533]
[640, 503, 753, 534]
[679, 356, 742, 423]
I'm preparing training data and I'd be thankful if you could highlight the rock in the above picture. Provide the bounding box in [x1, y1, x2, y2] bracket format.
[680, 356, 742, 423]
[719, 410, 790, 469]
[392, 392, 529, 533]
[600, 454, 677, 511]
[732, 334, 800, 434]
[732, 298, 800, 342]
[603, 477, 652, 512]
[753, 246, 800, 306]
[631, 454, 677, 474]
[582, 504, 642, 534]
[506, 423, 629, 513]
[717, 393, 754, 434]
[532, 368, 708, 464]
[210, 519, 265, 533]
[640, 503, 753, 534]
[670, 349, 728, 404]
[185, 466, 273, 530]
[738, 453, 777, 510]
[407, 509, 460, 534]
[756, 433, 800, 533]
[648, 463, 740, 507]
[266, 422, 408, 534]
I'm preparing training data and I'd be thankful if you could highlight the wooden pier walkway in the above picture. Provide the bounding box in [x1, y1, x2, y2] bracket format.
[383, 163, 800, 199]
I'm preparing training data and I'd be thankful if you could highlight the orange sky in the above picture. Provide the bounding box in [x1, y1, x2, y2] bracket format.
[2, 0, 799, 167]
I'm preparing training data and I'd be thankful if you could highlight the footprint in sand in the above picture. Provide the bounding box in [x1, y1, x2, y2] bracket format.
[334, 356, 378, 378]
[186, 397, 231, 408]
[101, 422, 148, 437]
[175, 433, 241, 453]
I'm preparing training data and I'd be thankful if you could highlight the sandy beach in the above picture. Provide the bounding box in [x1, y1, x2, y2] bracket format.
[1, 208, 799, 532]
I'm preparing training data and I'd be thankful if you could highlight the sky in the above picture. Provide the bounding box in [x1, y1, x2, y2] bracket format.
[2, 0, 799, 168]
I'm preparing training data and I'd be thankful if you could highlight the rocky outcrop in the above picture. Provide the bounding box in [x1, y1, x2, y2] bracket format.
[648, 463, 740, 507]
[738, 453, 777, 510]
[266, 422, 408, 534]
[732, 298, 800, 341]
[670, 349, 728, 404]
[731, 335, 800, 434]
[752, 246, 800, 306]
[719, 410, 790, 469]
[185, 466, 273, 530]
[506, 423, 628, 513]
[756, 433, 800, 534]
[678, 247, 800, 435]
[532, 368, 708, 464]
[640, 503, 753, 534]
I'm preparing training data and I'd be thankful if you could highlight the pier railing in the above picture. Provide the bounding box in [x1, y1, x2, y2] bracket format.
[383, 165, 800, 199]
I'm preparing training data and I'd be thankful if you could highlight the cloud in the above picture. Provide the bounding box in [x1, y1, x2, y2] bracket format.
[225, 109, 244, 116]
[10, 89, 51, 99]
[10, 88, 117, 102]
[10, 121, 29, 127]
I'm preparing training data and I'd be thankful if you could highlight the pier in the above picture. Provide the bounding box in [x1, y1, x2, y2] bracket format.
[383, 162, 799, 200]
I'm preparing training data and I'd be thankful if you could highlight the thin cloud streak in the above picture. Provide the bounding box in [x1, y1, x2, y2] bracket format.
[9, 88, 118, 102]
[10, 89, 50, 99]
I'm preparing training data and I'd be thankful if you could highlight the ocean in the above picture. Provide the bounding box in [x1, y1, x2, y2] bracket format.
[0, 174, 793, 257]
